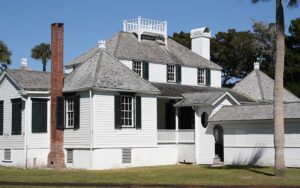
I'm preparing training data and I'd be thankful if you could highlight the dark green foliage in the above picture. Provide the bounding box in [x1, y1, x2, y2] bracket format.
[0, 41, 12, 67]
[31, 43, 51, 72]
[170, 31, 191, 49]
[211, 29, 257, 86]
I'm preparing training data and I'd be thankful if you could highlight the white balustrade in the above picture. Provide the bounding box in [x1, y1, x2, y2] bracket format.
[157, 129, 195, 144]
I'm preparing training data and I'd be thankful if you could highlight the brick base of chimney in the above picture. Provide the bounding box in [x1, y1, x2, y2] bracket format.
[47, 141, 65, 168]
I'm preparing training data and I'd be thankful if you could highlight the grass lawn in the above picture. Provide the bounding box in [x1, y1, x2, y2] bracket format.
[0, 164, 300, 186]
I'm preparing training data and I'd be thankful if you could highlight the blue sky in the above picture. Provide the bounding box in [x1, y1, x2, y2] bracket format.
[0, 0, 299, 71]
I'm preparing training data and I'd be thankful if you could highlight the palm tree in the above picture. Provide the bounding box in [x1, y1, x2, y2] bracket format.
[252, 0, 298, 177]
[0, 41, 12, 68]
[31, 43, 51, 72]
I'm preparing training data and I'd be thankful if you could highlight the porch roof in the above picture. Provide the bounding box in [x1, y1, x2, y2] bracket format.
[209, 102, 300, 122]
[150, 82, 254, 103]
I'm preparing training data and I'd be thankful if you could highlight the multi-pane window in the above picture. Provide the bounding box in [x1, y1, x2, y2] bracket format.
[66, 96, 75, 128]
[198, 68, 206, 85]
[133, 61, 142, 77]
[121, 96, 134, 128]
[167, 65, 176, 82]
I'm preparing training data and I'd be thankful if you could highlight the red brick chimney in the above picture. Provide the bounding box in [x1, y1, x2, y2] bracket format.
[48, 23, 65, 168]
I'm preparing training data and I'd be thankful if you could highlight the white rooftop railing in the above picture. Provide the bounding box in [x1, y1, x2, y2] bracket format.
[123, 17, 167, 42]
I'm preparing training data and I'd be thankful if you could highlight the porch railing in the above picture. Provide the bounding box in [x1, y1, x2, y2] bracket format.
[157, 129, 195, 144]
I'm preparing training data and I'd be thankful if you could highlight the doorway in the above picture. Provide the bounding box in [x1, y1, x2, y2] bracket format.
[213, 125, 224, 162]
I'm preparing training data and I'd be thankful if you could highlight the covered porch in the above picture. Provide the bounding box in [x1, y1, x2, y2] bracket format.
[157, 98, 195, 144]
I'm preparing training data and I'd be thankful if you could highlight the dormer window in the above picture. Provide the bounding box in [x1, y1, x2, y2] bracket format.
[133, 61, 142, 77]
[198, 68, 206, 85]
[167, 65, 176, 82]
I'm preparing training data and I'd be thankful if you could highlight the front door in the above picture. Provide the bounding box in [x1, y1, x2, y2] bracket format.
[213, 125, 224, 161]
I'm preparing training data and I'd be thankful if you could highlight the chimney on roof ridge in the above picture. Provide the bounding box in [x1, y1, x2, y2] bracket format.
[20, 58, 29, 70]
[98, 40, 106, 49]
[254, 62, 260, 70]
[190, 27, 211, 60]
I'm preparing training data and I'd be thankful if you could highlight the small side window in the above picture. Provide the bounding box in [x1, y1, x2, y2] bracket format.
[201, 112, 209, 128]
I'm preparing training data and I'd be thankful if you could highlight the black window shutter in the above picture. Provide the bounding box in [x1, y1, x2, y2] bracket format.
[0, 101, 3, 135]
[74, 95, 80, 130]
[11, 98, 22, 135]
[143, 62, 149, 80]
[135, 96, 141, 129]
[176, 65, 181, 83]
[56, 96, 64, 130]
[32, 99, 47, 133]
[114, 95, 122, 129]
[206, 68, 211, 86]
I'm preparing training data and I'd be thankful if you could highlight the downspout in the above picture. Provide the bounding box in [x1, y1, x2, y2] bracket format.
[89, 89, 94, 169]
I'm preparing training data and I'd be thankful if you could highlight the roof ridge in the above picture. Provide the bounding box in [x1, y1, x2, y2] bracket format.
[92, 50, 103, 87]
[102, 49, 159, 92]
[255, 70, 265, 100]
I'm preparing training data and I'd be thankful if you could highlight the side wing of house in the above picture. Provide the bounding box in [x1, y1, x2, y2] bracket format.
[0, 76, 25, 167]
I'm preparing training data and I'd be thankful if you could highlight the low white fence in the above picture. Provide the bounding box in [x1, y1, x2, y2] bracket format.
[157, 129, 195, 144]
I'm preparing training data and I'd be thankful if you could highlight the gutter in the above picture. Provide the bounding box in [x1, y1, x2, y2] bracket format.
[63, 87, 161, 95]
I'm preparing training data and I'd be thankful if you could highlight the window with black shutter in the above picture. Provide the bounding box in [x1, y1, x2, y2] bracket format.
[63, 95, 80, 129]
[176, 65, 181, 83]
[142, 61, 149, 80]
[206, 68, 211, 86]
[0, 101, 3, 135]
[11, 98, 22, 135]
[115, 94, 141, 129]
[32, 99, 48, 133]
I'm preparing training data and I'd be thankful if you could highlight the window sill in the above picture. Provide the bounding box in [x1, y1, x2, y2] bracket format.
[2, 160, 12, 163]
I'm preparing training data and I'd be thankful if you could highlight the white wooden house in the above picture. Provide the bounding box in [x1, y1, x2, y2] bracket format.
[0, 17, 299, 169]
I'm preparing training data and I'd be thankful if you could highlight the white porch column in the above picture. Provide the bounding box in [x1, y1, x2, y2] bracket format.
[194, 108, 200, 163]
[175, 107, 179, 144]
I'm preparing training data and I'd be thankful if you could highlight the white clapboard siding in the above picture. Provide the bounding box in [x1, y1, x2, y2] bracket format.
[93, 93, 157, 148]
[211, 70, 221, 88]
[181, 67, 197, 86]
[149, 63, 166, 83]
[120, 60, 133, 70]
[27, 97, 50, 148]
[64, 92, 91, 148]
[0, 77, 24, 149]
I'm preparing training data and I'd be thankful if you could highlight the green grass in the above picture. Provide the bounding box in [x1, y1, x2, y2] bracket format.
[0, 165, 300, 186]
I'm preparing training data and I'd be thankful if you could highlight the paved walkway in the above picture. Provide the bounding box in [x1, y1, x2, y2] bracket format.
[0, 182, 299, 188]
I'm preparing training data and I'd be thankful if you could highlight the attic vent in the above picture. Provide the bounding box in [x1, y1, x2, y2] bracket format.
[67, 149, 73, 163]
[122, 148, 132, 164]
[4, 149, 11, 161]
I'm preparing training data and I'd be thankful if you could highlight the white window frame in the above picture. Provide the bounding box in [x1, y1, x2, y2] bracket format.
[198, 68, 206, 85]
[167, 65, 176, 82]
[132, 61, 143, 77]
[65, 96, 75, 128]
[121, 96, 135, 128]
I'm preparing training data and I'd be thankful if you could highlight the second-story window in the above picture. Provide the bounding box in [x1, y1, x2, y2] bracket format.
[133, 61, 142, 77]
[167, 65, 176, 82]
[198, 68, 206, 85]
[66, 96, 75, 128]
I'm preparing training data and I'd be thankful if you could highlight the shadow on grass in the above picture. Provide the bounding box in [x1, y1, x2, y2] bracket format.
[204, 165, 274, 177]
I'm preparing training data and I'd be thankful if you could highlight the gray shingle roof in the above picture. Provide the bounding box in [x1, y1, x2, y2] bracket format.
[233, 70, 300, 102]
[66, 32, 222, 70]
[210, 102, 300, 122]
[63, 49, 160, 93]
[174, 92, 228, 107]
[3, 69, 51, 91]
[151, 82, 254, 103]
